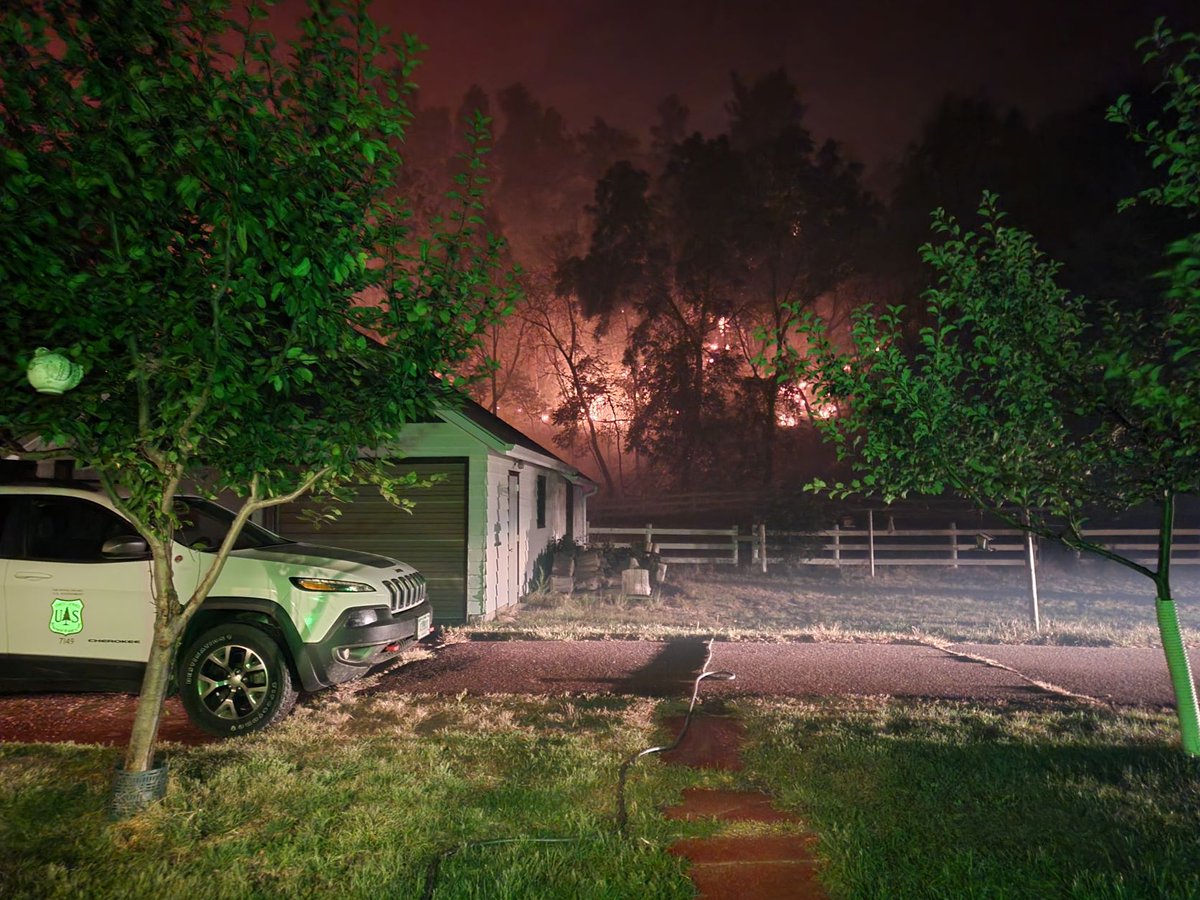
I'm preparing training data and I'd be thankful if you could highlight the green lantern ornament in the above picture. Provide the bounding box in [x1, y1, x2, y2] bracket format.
[26, 348, 83, 395]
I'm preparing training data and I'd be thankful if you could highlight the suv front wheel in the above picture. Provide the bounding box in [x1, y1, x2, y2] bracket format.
[178, 624, 299, 736]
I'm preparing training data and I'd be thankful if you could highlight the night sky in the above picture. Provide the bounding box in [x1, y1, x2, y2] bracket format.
[274, 0, 1198, 177]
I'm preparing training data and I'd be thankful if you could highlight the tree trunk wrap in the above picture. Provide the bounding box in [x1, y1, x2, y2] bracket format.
[1156, 597, 1200, 757]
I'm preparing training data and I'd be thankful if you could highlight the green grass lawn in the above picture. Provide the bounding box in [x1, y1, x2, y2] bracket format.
[0, 693, 701, 900]
[744, 697, 1200, 899]
[473, 562, 1200, 648]
[2, 690, 1198, 899]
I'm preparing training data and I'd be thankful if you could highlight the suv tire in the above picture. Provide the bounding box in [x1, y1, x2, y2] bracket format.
[178, 624, 299, 737]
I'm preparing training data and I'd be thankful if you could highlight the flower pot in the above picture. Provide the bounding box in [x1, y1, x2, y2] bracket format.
[109, 759, 169, 819]
[26, 347, 83, 395]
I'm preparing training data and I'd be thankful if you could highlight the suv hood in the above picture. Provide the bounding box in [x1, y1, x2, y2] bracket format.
[232, 542, 415, 575]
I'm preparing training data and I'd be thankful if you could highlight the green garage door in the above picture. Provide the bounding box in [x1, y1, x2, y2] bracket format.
[275, 460, 468, 624]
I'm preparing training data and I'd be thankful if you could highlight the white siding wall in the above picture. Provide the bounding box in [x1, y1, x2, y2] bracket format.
[485, 455, 518, 616]
[517, 467, 575, 595]
[478, 459, 577, 616]
[386, 421, 591, 621]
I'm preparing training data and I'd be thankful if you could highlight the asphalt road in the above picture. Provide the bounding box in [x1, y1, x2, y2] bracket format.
[1, 639, 1191, 746]
[371, 638, 1191, 708]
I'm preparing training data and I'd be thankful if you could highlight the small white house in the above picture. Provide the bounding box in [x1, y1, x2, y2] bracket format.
[268, 398, 595, 624]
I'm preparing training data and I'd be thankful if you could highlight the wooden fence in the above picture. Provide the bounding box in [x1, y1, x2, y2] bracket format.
[586, 520, 1200, 572]
[748, 520, 1200, 573]
[587, 524, 740, 565]
[586, 518, 1200, 633]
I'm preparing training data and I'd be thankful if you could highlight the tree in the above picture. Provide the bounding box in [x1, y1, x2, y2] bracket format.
[620, 134, 749, 489]
[727, 70, 876, 483]
[787, 186, 1200, 757]
[1106, 19, 1200, 461]
[649, 94, 689, 161]
[577, 116, 640, 185]
[0, 0, 507, 774]
[887, 90, 1182, 316]
[491, 82, 580, 263]
[790, 195, 1199, 756]
[559, 160, 658, 326]
[523, 275, 623, 495]
[780, 20, 1200, 756]
[466, 311, 535, 416]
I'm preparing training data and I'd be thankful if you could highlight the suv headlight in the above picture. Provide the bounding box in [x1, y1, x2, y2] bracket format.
[289, 577, 376, 592]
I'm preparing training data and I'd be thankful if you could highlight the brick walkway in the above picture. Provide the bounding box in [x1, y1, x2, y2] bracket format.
[660, 708, 828, 899]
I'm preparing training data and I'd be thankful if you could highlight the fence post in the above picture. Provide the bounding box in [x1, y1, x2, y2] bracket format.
[731, 527, 739, 567]
[759, 522, 768, 574]
[833, 522, 841, 568]
[1025, 512, 1041, 633]
[644, 523, 653, 554]
[868, 510, 876, 578]
[950, 521, 958, 568]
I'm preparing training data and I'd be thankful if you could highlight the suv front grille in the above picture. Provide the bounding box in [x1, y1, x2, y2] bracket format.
[383, 573, 426, 614]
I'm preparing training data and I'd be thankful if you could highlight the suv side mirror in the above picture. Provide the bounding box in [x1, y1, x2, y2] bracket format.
[101, 535, 150, 559]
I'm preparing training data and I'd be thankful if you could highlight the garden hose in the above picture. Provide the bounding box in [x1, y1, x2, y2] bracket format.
[420, 638, 735, 899]
[616, 640, 735, 835]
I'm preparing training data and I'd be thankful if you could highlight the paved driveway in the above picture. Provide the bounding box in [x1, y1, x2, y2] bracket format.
[370, 639, 1190, 708]
[2, 639, 1191, 746]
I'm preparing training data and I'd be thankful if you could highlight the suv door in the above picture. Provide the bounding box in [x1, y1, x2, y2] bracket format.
[4, 495, 156, 678]
[0, 496, 15, 654]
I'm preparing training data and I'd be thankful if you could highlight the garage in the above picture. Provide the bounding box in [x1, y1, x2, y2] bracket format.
[273, 460, 469, 625]
[267, 397, 594, 624]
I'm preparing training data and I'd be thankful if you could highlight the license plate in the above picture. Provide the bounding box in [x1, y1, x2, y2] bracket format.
[416, 612, 432, 639]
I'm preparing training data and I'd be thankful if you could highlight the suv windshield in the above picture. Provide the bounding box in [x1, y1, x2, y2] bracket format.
[174, 497, 292, 552]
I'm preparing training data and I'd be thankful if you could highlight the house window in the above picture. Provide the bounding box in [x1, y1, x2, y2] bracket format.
[536, 474, 547, 529]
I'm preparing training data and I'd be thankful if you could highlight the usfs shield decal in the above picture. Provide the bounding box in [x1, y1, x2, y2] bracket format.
[49, 598, 84, 636]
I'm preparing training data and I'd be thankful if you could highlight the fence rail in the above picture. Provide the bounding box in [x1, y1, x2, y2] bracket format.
[589, 491, 770, 519]
[587, 521, 1200, 571]
[587, 524, 740, 565]
[750, 524, 1200, 572]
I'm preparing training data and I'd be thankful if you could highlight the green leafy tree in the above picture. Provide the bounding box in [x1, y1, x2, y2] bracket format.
[790, 193, 1199, 756]
[783, 14, 1200, 753]
[0, 0, 507, 773]
[781, 20, 1200, 756]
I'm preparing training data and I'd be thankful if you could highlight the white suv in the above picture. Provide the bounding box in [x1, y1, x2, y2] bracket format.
[0, 482, 432, 736]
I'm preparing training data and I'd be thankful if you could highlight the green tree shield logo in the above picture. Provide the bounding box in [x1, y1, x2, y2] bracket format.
[49, 598, 84, 636]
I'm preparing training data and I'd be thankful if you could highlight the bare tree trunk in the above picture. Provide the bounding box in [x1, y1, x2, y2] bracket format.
[122, 540, 180, 773]
[761, 376, 778, 485]
[583, 414, 616, 496]
[124, 626, 175, 771]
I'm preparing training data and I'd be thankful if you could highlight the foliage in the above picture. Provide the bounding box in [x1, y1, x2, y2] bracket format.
[779, 20, 1200, 754]
[558, 70, 876, 491]
[1106, 18, 1200, 469]
[0, 0, 509, 769]
[796, 195, 1104, 512]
